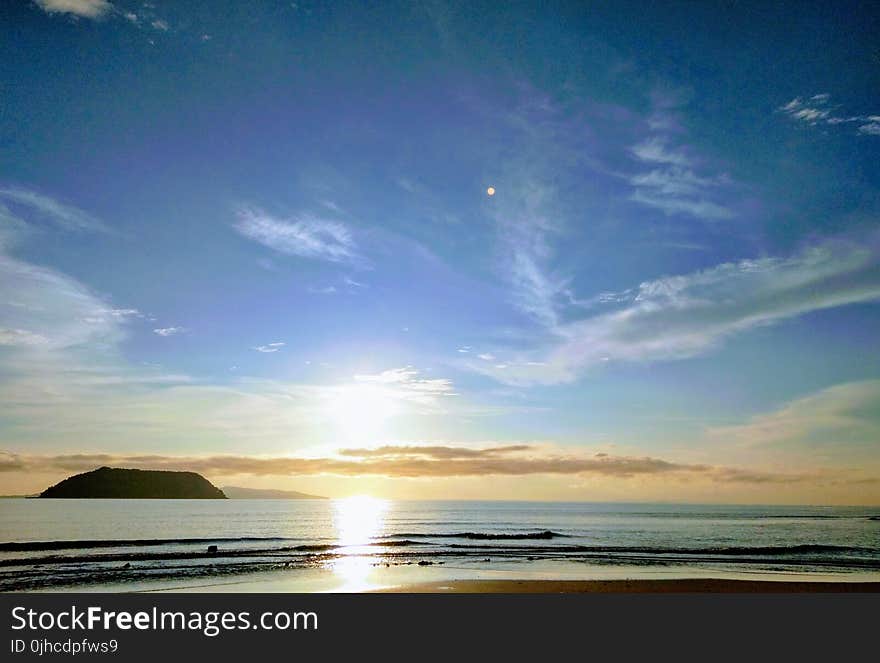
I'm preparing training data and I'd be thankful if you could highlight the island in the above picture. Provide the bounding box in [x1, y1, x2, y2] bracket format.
[221, 486, 326, 499]
[39, 467, 227, 499]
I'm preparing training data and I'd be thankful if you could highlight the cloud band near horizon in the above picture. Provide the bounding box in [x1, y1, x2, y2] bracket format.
[1, 445, 871, 486]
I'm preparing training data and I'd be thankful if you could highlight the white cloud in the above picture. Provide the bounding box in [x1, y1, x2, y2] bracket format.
[630, 190, 735, 221]
[0, 189, 134, 357]
[344, 276, 366, 289]
[628, 126, 734, 221]
[151, 19, 168, 31]
[475, 237, 880, 385]
[0, 188, 107, 233]
[492, 178, 571, 327]
[83, 308, 143, 324]
[234, 207, 358, 263]
[33, 0, 111, 18]
[779, 97, 831, 124]
[0, 205, 199, 450]
[707, 381, 880, 464]
[630, 168, 727, 198]
[477, 353, 495, 361]
[253, 342, 285, 353]
[353, 366, 456, 405]
[779, 95, 880, 136]
[307, 285, 337, 295]
[630, 137, 693, 166]
[0, 328, 49, 347]
[0, 252, 124, 351]
[106, 308, 141, 318]
[153, 327, 185, 337]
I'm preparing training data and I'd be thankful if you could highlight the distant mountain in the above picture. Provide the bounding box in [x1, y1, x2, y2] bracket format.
[221, 486, 326, 500]
[40, 467, 227, 499]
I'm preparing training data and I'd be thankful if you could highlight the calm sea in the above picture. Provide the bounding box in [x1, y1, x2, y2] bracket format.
[1, 499, 878, 591]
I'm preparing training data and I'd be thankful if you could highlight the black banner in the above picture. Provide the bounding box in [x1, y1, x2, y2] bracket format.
[2, 593, 879, 660]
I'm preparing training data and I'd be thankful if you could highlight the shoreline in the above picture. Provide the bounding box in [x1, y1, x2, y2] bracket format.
[374, 578, 880, 593]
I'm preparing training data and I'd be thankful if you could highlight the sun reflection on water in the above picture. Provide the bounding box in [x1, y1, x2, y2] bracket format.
[331, 495, 388, 591]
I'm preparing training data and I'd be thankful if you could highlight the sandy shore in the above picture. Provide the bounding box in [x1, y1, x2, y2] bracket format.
[376, 578, 880, 593]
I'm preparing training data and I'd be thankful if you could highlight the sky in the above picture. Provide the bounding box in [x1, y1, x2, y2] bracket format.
[1, 0, 879, 503]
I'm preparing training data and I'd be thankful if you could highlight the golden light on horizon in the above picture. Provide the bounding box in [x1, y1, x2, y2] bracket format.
[486, 186, 495, 196]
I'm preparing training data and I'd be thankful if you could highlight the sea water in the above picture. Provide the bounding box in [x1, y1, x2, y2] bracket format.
[1, 499, 878, 591]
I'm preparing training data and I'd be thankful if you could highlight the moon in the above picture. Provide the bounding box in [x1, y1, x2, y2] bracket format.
[487, 186, 496, 196]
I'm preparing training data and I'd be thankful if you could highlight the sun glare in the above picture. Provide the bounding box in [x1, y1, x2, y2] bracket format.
[325, 384, 399, 444]
[334, 495, 388, 546]
[331, 495, 389, 591]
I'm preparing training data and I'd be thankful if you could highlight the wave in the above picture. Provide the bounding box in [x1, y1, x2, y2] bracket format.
[441, 543, 879, 556]
[0, 540, 433, 569]
[0, 536, 290, 552]
[383, 530, 566, 540]
[586, 543, 878, 556]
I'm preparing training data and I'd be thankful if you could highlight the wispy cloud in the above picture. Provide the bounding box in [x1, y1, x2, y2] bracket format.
[0, 188, 135, 358]
[476, 236, 880, 384]
[0, 251, 125, 351]
[630, 136, 693, 167]
[253, 342, 285, 353]
[630, 190, 735, 221]
[33, 0, 111, 19]
[707, 380, 880, 461]
[629, 167, 728, 198]
[0, 200, 199, 450]
[343, 276, 366, 289]
[0, 328, 49, 347]
[628, 114, 735, 221]
[778, 94, 880, 136]
[490, 165, 571, 328]
[152, 327, 185, 337]
[82, 308, 144, 326]
[353, 366, 456, 405]
[234, 207, 359, 263]
[307, 285, 337, 295]
[0, 188, 107, 233]
[116, 7, 170, 32]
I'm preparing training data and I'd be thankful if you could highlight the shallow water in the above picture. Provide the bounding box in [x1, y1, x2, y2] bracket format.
[2, 499, 878, 591]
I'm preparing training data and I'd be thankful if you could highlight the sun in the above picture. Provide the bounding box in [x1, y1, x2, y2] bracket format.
[325, 383, 399, 444]
[486, 186, 496, 196]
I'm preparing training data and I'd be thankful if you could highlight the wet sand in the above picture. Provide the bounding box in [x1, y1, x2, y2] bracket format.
[376, 578, 880, 593]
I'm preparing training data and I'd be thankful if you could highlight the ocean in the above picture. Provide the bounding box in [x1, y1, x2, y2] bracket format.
[2, 499, 878, 592]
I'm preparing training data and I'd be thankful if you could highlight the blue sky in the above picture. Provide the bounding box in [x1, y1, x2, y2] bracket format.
[1, 0, 879, 502]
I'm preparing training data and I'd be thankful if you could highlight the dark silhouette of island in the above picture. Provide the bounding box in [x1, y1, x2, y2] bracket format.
[39, 467, 226, 499]
[221, 486, 326, 499]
